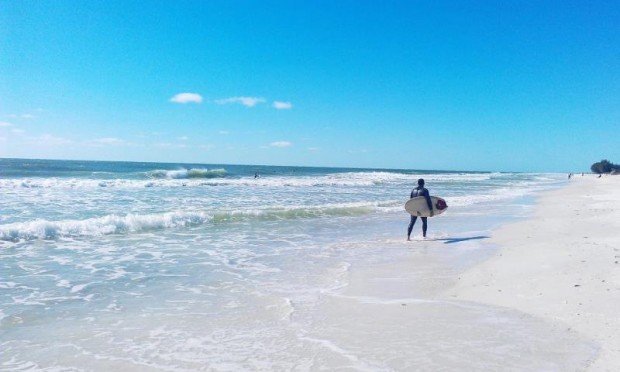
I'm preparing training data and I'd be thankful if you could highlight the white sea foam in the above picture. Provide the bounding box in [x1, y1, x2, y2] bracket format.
[0, 201, 402, 241]
[0, 171, 499, 189]
[0, 162, 574, 370]
[0, 174, 562, 242]
[70, 283, 90, 293]
[147, 168, 227, 179]
[0, 211, 212, 241]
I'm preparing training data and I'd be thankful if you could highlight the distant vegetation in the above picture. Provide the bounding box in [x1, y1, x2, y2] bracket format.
[590, 159, 620, 174]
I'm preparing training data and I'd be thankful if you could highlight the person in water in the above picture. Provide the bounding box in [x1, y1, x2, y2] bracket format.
[407, 178, 433, 241]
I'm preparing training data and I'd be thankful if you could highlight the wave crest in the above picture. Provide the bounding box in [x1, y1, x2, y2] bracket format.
[0, 171, 510, 189]
[0, 201, 400, 242]
[147, 168, 227, 179]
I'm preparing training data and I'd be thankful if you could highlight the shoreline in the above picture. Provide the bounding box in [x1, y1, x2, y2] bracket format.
[4, 171, 614, 370]
[446, 175, 620, 370]
[303, 175, 618, 370]
[292, 177, 604, 370]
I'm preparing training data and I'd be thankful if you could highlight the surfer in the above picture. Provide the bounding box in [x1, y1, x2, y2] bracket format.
[407, 178, 433, 241]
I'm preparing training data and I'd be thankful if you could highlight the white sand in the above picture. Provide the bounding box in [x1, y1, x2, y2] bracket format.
[447, 175, 620, 370]
[303, 175, 618, 370]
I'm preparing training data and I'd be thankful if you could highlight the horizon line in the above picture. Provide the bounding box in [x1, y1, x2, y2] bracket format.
[0, 156, 573, 174]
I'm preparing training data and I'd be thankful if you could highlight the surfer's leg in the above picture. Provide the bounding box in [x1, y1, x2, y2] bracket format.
[407, 216, 417, 240]
[421, 217, 428, 237]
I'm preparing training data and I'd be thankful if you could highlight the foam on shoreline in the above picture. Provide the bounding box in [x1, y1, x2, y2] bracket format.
[295, 176, 618, 370]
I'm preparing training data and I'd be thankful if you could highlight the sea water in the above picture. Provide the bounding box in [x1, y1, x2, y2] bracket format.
[0, 159, 593, 370]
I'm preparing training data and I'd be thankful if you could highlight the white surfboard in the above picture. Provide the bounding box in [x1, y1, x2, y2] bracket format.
[405, 196, 448, 217]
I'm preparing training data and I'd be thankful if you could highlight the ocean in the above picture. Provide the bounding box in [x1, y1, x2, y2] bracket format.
[1, 158, 583, 370]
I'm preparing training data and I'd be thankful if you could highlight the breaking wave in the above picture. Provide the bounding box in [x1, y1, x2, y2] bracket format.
[0, 201, 401, 242]
[147, 168, 228, 179]
[0, 171, 501, 189]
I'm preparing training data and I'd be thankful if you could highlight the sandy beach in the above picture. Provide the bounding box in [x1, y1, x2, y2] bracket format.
[447, 175, 620, 370]
[300, 175, 619, 370]
[2, 164, 616, 370]
[2, 1, 618, 369]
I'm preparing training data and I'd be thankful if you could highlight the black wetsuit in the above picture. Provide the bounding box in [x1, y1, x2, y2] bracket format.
[407, 186, 433, 238]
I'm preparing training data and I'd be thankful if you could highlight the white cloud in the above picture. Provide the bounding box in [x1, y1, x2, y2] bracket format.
[178, 136, 189, 141]
[170, 92, 203, 104]
[269, 141, 292, 148]
[29, 134, 72, 146]
[9, 113, 36, 119]
[91, 137, 125, 145]
[273, 101, 293, 110]
[85, 137, 136, 147]
[153, 142, 189, 149]
[0, 121, 13, 127]
[11, 129, 25, 134]
[215, 96, 265, 107]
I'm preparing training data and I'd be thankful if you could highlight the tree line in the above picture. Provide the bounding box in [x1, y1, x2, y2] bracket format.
[590, 159, 620, 174]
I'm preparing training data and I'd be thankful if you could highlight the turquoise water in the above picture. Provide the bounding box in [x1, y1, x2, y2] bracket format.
[0, 159, 576, 370]
[0, 159, 557, 237]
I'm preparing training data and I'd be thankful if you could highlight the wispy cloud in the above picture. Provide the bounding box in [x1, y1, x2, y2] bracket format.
[154, 142, 189, 149]
[90, 137, 125, 145]
[273, 101, 293, 110]
[170, 92, 203, 104]
[215, 96, 265, 107]
[218, 130, 229, 135]
[177, 136, 189, 141]
[28, 134, 73, 146]
[136, 131, 164, 138]
[0, 121, 13, 127]
[269, 141, 292, 148]
[8, 113, 36, 119]
[11, 129, 25, 134]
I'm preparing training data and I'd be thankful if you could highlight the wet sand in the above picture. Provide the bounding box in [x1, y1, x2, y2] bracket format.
[448, 175, 620, 370]
[299, 176, 620, 370]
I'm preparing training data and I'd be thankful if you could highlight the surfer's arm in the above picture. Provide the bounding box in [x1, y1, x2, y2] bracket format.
[424, 190, 433, 214]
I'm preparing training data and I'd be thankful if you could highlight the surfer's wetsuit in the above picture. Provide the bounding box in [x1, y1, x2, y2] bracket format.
[407, 186, 433, 238]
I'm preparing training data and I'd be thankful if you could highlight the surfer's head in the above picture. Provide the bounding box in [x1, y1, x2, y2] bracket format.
[417, 178, 425, 186]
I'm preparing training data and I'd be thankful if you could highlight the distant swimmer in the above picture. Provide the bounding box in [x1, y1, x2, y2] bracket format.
[407, 178, 433, 241]
[254, 172, 259, 179]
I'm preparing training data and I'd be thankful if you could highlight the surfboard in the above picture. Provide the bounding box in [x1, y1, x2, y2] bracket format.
[405, 196, 448, 217]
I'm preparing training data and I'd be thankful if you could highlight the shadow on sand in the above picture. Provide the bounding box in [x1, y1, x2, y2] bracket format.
[438, 236, 489, 244]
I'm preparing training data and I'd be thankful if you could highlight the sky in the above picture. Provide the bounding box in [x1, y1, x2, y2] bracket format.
[0, 1, 618, 172]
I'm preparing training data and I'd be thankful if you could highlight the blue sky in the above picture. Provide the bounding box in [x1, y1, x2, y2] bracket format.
[1, 1, 618, 172]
